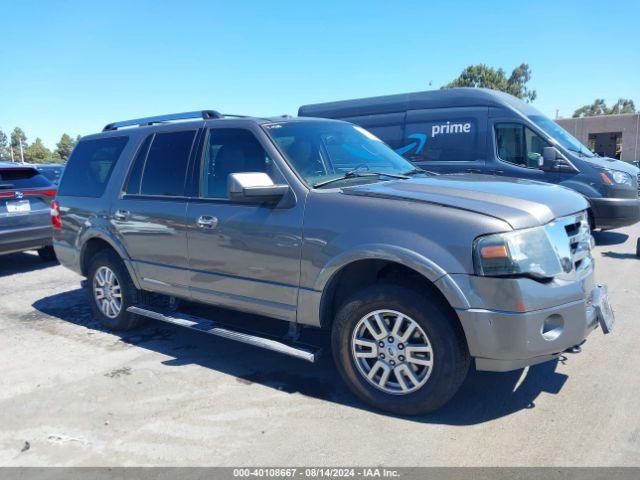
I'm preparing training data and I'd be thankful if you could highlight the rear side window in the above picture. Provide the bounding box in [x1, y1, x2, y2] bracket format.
[124, 135, 152, 194]
[139, 130, 196, 196]
[0, 168, 52, 190]
[57, 137, 128, 197]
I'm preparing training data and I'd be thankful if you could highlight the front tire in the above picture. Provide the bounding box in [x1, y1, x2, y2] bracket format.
[332, 283, 470, 415]
[86, 250, 146, 331]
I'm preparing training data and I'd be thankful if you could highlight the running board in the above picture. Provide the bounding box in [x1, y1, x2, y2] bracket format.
[127, 305, 319, 363]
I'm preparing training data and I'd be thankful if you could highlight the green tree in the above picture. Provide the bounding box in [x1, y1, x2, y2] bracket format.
[572, 99, 608, 117]
[608, 98, 636, 115]
[572, 98, 636, 117]
[0, 129, 9, 161]
[24, 138, 53, 164]
[442, 63, 537, 102]
[55, 133, 76, 161]
[10, 127, 27, 161]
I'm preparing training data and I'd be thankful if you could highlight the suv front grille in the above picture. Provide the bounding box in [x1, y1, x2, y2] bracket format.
[560, 212, 592, 273]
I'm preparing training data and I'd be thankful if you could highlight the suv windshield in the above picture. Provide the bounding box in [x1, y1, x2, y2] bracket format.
[528, 115, 595, 158]
[264, 121, 419, 188]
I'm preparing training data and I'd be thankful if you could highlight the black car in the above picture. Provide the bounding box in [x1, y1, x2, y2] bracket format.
[35, 163, 65, 185]
[0, 162, 57, 260]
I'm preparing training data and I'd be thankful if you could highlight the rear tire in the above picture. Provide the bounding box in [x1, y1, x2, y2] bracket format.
[332, 283, 470, 415]
[37, 246, 57, 262]
[86, 249, 146, 331]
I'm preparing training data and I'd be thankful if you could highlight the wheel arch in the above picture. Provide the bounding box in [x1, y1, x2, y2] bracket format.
[314, 247, 469, 335]
[79, 231, 141, 289]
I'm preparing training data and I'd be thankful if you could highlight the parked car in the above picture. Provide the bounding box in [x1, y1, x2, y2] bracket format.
[35, 163, 65, 185]
[53, 110, 613, 415]
[0, 162, 57, 260]
[299, 88, 640, 231]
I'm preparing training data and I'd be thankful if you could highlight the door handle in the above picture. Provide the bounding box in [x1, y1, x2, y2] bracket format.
[197, 215, 218, 229]
[490, 170, 504, 175]
[466, 168, 483, 174]
[113, 209, 130, 221]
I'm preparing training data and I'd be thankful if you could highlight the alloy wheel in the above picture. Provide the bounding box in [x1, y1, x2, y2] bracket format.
[351, 309, 434, 395]
[93, 266, 122, 319]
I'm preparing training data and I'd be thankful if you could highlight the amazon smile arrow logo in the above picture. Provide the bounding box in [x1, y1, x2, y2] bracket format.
[395, 133, 426, 156]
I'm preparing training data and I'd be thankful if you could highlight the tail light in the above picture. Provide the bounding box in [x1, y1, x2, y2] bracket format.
[0, 188, 57, 198]
[51, 200, 62, 229]
[32, 188, 58, 198]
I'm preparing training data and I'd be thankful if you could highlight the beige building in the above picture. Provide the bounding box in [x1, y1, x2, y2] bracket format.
[556, 113, 640, 164]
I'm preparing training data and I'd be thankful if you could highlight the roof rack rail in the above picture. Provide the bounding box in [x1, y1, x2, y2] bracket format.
[103, 110, 223, 131]
[222, 113, 272, 121]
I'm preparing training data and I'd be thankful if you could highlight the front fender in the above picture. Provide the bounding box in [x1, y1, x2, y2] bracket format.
[558, 179, 602, 199]
[312, 243, 448, 292]
[302, 244, 472, 324]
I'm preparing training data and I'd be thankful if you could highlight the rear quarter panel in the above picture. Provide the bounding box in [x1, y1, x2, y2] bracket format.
[53, 130, 147, 274]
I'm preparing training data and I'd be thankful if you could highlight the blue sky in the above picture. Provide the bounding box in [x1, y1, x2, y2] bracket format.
[1, 0, 638, 150]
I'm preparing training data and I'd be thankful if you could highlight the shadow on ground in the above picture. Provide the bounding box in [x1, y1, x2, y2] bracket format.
[0, 251, 58, 278]
[593, 231, 628, 246]
[33, 288, 571, 426]
[601, 251, 639, 260]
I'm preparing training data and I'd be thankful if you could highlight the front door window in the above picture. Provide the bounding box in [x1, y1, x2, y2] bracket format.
[200, 128, 277, 199]
[495, 123, 550, 169]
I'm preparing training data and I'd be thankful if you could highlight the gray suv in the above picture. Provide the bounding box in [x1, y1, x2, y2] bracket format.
[53, 111, 614, 415]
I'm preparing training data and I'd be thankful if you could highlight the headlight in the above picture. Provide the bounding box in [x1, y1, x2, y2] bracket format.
[474, 226, 564, 279]
[600, 169, 633, 186]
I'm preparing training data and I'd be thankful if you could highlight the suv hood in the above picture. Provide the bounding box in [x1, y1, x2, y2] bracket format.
[581, 156, 640, 175]
[342, 174, 589, 230]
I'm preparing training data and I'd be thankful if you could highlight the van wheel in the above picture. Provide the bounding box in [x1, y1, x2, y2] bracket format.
[37, 246, 57, 262]
[86, 250, 146, 331]
[332, 283, 469, 415]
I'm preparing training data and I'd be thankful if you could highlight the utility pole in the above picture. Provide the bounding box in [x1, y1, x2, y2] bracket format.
[19, 140, 24, 163]
[10, 146, 15, 162]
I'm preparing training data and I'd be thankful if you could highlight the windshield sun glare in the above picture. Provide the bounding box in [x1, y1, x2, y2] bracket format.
[265, 122, 417, 188]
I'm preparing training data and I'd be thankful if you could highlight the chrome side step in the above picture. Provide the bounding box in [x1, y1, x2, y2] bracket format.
[127, 305, 319, 363]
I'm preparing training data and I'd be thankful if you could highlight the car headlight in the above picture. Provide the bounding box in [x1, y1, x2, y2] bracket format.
[474, 226, 564, 279]
[600, 169, 633, 186]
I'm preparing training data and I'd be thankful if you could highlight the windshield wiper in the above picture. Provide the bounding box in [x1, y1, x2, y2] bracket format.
[402, 168, 433, 176]
[313, 170, 409, 188]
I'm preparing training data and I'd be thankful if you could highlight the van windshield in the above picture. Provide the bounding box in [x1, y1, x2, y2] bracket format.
[264, 121, 421, 188]
[528, 115, 595, 158]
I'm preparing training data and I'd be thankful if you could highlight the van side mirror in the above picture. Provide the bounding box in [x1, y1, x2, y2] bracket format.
[227, 172, 289, 204]
[543, 146, 559, 166]
[542, 146, 577, 173]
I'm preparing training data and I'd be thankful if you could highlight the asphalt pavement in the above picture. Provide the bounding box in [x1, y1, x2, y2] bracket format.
[1, 223, 638, 466]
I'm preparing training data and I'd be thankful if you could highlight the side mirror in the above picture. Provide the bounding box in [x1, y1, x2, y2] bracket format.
[543, 146, 559, 167]
[227, 172, 289, 204]
[542, 146, 577, 173]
